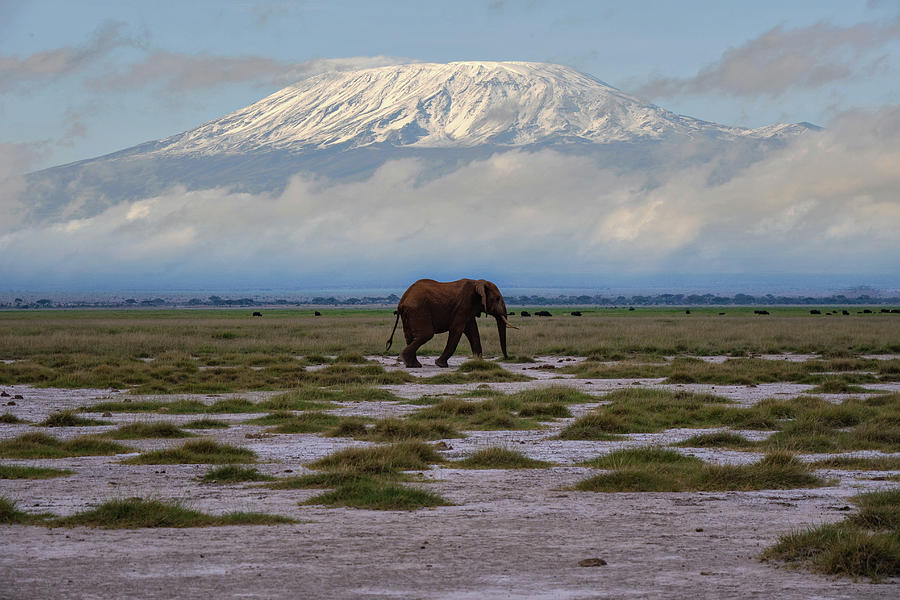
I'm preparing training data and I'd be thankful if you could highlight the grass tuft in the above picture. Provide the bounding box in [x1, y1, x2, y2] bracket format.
[763, 489, 900, 580]
[308, 441, 443, 475]
[0, 413, 26, 424]
[39, 410, 109, 427]
[48, 498, 295, 528]
[576, 449, 826, 492]
[182, 418, 230, 429]
[0, 432, 132, 458]
[122, 440, 256, 464]
[0, 464, 72, 479]
[200, 466, 275, 484]
[102, 422, 193, 439]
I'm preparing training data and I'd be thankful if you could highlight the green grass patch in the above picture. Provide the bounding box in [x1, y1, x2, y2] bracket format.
[48, 498, 295, 528]
[0, 432, 132, 459]
[0, 464, 72, 479]
[557, 388, 749, 439]
[39, 410, 110, 427]
[810, 456, 900, 470]
[576, 449, 826, 492]
[200, 466, 275, 483]
[263, 411, 342, 434]
[0, 413, 26, 424]
[121, 440, 256, 464]
[1, 496, 37, 524]
[101, 421, 194, 439]
[339, 418, 461, 442]
[675, 431, 757, 448]
[411, 396, 552, 431]
[762, 489, 900, 580]
[807, 379, 879, 394]
[182, 418, 230, 429]
[307, 441, 443, 475]
[263, 471, 390, 489]
[455, 447, 550, 469]
[301, 478, 451, 510]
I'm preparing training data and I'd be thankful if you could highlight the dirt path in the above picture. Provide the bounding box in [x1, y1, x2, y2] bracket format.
[1, 356, 898, 599]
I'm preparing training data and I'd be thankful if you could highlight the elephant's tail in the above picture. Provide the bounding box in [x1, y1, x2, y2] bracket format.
[384, 310, 401, 355]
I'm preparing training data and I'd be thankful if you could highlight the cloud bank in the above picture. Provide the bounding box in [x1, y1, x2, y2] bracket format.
[1, 107, 898, 290]
[640, 18, 900, 99]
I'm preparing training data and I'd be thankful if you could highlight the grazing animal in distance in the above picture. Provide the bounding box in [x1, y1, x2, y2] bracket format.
[684, 310, 691, 314]
[810, 309, 822, 315]
[252, 311, 263, 317]
[754, 310, 770, 315]
[385, 278, 516, 368]
[570, 311, 582, 316]
[507, 311, 516, 316]
[842, 310, 850, 315]
[520, 311, 531, 317]
[535, 310, 552, 317]
[314, 311, 322, 316]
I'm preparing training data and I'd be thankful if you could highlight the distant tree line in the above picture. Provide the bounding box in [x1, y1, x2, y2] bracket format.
[2, 292, 898, 309]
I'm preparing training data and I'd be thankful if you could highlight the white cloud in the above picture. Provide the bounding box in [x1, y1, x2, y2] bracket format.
[90, 54, 417, 93]
[639, 18, 900, 99]
[1, 106, 898, 288]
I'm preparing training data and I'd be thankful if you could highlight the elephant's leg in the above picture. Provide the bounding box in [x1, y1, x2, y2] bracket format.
[463, 319, 483, 358]
[400, 330, 432, 368]
[435, 328, 464, 368]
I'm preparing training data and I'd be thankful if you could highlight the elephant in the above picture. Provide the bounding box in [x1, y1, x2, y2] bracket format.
[385, 278, 517, 368]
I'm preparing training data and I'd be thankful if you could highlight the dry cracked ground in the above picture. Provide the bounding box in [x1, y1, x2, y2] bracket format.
[1, 355, 898, 599]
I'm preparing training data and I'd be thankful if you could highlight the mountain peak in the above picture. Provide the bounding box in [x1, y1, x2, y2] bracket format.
[154, 61, 800, 156]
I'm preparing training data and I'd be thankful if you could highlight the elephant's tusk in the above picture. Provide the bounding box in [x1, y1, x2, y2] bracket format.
[501, 314, 519, 330]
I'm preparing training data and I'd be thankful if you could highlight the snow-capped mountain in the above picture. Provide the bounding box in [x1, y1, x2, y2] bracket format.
[154, 61, 808, 155]
[25, 61, 817, 220]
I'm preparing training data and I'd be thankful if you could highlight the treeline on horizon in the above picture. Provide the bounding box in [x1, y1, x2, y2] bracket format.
[3, 292, 899, 309]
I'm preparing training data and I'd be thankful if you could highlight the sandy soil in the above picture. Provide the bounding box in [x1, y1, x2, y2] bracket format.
[1, 356, 898, 599]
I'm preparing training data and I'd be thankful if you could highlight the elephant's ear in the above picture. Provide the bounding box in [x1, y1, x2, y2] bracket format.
[475, 280, 488, 314]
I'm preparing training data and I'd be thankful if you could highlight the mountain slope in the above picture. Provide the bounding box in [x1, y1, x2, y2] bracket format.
[153, 61, 808, 155]
[24, 61, 817, 221]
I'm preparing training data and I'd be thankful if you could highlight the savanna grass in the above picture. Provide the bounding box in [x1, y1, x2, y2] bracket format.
[336, 418, 460, 442]
[39, 410, 109, 427]
[576, 449, 826, 492]
[0, 413, 26, 424]
[101, 422, 193, 439]
[0, 432, 132, 459]
[182, 418, 230, 429]
[262, 411, 342, 434]
[4, 309, 899, 393]
[48, 498, 295, 528]
[563, 356, 889, 385]
[308, 441, 443, 475]
[810, 456, 900, 471]
[557, 388, 749, 439]
[122, 439, 256, 464]
[762, 489, 900, 580]
[200, 466, 275, 483]
[0, 464, 72, 479]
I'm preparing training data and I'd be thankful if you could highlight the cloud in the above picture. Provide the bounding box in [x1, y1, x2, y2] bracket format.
[1, 106, 899, 289]
[90, 54, 417, 94]
[639, 18, 900, 99]
[0, 21, 141, 93]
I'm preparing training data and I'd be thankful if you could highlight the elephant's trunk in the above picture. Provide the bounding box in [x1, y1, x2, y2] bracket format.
[496, 316, 508, 359]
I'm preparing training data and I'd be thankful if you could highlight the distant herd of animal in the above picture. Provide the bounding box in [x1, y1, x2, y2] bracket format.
[247, 277, 898, 369]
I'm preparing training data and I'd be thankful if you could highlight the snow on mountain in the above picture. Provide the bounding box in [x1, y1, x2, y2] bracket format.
[153, 61, 809, 156]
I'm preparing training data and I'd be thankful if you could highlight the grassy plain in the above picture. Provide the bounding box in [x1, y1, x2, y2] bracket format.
[1, 307, 899, 392]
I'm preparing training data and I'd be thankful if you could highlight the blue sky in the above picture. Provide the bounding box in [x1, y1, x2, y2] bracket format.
[1, 1, 899, 294]
[2, 0, 898, 170]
